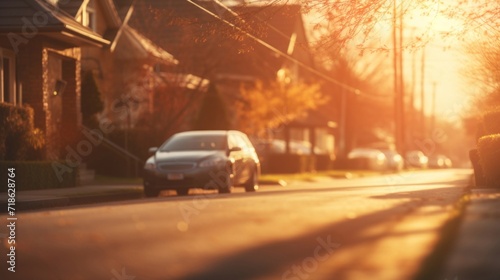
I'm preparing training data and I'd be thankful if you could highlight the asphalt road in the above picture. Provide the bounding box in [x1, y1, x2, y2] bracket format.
[1, 169, 472, 280]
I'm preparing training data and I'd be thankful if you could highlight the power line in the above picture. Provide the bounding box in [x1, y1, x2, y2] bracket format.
[186, 0, 364, 96]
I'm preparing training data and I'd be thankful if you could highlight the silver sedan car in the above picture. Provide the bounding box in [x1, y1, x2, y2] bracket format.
[143, 130, 260, 197]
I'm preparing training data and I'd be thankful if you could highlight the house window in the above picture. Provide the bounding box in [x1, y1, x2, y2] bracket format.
[83, 0, 96, 31]
[0, 49, 16, 104]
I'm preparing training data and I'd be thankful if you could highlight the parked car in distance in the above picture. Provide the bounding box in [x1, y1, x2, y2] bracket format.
[347, 148, 387, 171]
[428, 154, 453, 169]
[405, 150, 429, 168]
[143, 130, 260, 197]
[379, 149, 404, 171]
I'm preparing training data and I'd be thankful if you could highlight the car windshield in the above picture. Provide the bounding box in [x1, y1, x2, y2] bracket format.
[160, 134, 227, 152]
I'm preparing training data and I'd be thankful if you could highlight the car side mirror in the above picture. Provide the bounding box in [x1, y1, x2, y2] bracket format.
[148, 147, 158, 154]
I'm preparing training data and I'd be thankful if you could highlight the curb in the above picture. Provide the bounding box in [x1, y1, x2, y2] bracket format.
[1, 197, 70, 212]
[258, 180, 287, 186]
[1, 191, 143, 212]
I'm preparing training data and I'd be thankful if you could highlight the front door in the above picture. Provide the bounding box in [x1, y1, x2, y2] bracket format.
[47, 52, 63, 158]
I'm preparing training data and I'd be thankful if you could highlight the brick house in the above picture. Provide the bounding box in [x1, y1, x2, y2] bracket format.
[121, 1, 337, 172]
[78, 0, 180, 130]
[0, 0, 111, 159]
[0, 0, 181, 160]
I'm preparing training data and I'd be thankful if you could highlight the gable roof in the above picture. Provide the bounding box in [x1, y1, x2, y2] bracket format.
[114, 26, 178, 64]
[0, 0, 109, 46]
[57, 0, 84, 17]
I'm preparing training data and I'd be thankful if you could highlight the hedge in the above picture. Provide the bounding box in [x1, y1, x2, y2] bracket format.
[0, 103, 45, 160]
[469, 148, 486, 187]
[0, 161, 77, 192]
[477, 134, 500, 187]
[482, 108, 500, 135]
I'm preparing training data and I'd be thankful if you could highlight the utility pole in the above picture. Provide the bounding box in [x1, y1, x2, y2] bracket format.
[431, 81, 437, 133]
[393, 0, 406, 154]
[398, 0, 405, 155]
[393, 0, 400, 153]
[420, 46, 426, 137]
[410, 40, 417, 147]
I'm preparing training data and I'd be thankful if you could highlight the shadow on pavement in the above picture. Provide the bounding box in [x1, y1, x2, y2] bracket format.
[173, 186, 467, 280]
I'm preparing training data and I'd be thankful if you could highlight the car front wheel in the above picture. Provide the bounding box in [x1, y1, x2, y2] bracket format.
[218, 173, 232, 194]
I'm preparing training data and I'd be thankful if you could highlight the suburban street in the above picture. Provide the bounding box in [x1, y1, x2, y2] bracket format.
[0, 169, 471, 280]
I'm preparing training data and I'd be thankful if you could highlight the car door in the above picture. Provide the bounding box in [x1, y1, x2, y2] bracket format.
[233, 132, 254, 184]
[228, 133, 245, 184]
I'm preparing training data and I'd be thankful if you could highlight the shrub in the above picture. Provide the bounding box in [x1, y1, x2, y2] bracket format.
[482, 107, 500, 135]
[0, 103, 45, 160]
[469, 149, 486, 187]
[0, 161, 77, 191]
[477, 134, 500, 187]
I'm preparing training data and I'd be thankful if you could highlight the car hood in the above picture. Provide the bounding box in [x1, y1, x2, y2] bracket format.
[154, 150, 225, 163]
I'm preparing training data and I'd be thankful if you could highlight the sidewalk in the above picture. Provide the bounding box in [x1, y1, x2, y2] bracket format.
[0, 184, 144, 211]
[0, 171, 370, 212]
[0, 179, 285, 212]
[443, 188, 500, 280]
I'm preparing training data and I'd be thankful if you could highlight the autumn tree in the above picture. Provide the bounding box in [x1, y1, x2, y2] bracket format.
[462, 1, 500, 111]
[235, 80, 325, 138]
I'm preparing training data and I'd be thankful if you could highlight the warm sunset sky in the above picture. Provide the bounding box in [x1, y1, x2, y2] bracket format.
[228, 0, 483, 120]
[401, 1, 477, 121]
[302, 0, 482, 121]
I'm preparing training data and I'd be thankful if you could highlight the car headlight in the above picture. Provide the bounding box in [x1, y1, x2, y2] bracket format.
[144, 161, 156, 170]
[199, 158, 225, 167]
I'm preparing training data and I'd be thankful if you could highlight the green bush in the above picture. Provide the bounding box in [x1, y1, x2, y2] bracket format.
[477, 134, 500, 187]
[0, 161, 77, 192]
[0, 103, 45, 160]
[482, 108, 500, 135]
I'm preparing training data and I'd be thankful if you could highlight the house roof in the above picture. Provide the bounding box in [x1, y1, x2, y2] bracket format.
[0, 0, 110, 46]
[114, 26, 178, 64]
[56, 0, 84, 17]
[57, 0, 122, 39]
